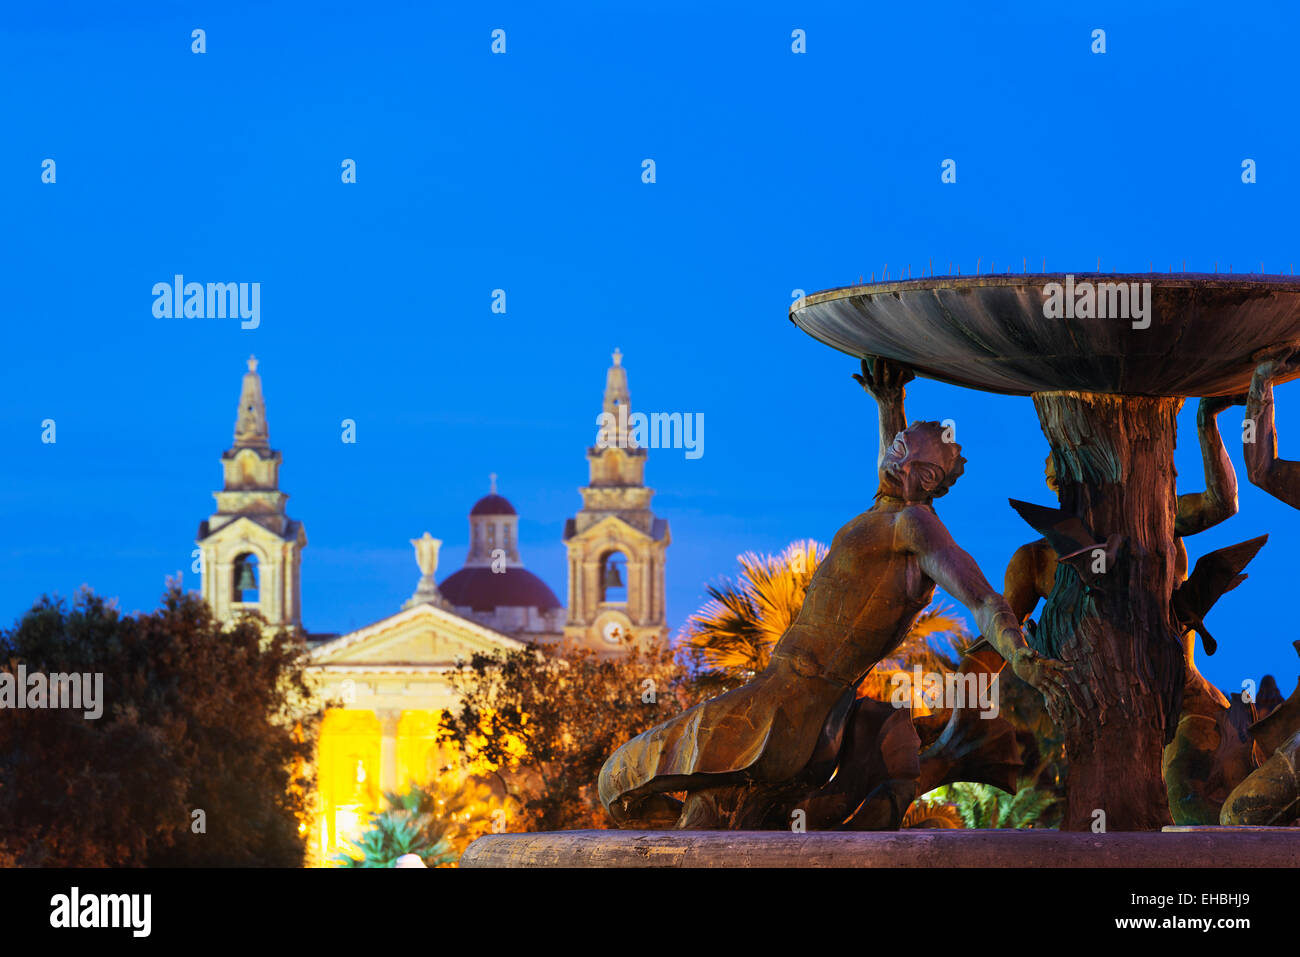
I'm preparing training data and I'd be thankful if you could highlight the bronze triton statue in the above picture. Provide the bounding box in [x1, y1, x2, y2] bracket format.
[598, 358, 1071, 829]
[1003, 397, 1266, 825]
[1214, 352, 1300, 826]
[1243, 346, 1300, 510]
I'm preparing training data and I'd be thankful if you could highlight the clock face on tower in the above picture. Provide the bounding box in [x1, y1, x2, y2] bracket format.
[602, 620, 626, 644]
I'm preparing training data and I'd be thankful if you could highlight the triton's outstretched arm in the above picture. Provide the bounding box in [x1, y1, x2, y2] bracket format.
[854, 356, 913, 469]
[1175, 396, 1241, 537]
[1245, 354, 1300, 510]
[902, 506, 1073, 717]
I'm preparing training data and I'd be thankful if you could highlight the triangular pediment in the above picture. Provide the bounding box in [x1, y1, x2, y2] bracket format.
[199, 513, 301, 546]
[309, 602, 524, 667]
[569, 513, 656, 545]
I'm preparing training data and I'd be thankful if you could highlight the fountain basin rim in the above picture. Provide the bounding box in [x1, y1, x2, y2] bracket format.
[791, 273, 1300, 318]
[788, 273, 1300, 397]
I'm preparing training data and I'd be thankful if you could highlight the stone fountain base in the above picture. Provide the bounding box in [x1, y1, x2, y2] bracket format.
[458, 827, 1300, 868]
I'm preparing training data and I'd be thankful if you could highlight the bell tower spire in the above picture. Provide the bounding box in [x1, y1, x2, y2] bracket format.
[591, 346, 645, 486]
[234, 355, 270, 449]
[197, 357, 307, 631]
[600, 348, 632, 447]
[563, 350, 670, 653]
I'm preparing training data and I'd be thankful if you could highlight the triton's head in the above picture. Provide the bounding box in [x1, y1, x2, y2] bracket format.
[1045, 453, 1060, 496]
[880, 421, 967, 503]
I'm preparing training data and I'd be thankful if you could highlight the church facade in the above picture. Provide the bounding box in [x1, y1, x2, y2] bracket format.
[195, 350, 670, 857]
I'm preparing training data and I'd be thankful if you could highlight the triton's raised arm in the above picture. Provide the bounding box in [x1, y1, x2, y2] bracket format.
[1245, 350, 1300, 509]
[854, 356, 913, 469]
[1175, 396, 1242, 537]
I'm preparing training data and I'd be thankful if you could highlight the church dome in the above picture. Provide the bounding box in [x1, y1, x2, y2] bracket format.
[438, 566, 561, 612]
[470, 494, 517, 517]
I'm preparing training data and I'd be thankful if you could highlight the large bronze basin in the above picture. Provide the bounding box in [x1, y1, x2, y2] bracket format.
[789, 274, 1300, 396]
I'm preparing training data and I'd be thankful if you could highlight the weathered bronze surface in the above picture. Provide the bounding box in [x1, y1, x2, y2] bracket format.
[698, 640, 1025, 830]
[790, 275, 1300, 397]
[1210, 358, 1300, 825]
[1249, 642, 1300, 758]
[790, 277, 1300, 829]
[598, 360, 1068, 828]
[1171, 536, 1268, 657]
[1245, 349, 1300, 508]
[1002, 407, 1266, 826]
[1220, 729, 1300, 826]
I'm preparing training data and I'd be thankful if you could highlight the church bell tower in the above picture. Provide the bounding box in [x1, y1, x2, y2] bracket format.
[563, 349, 670, 652]
[197, 356, 307, 631]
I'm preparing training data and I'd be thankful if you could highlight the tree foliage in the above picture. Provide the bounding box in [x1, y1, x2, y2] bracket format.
[436, 638, 691, 831]
[0, 585, 319, 866]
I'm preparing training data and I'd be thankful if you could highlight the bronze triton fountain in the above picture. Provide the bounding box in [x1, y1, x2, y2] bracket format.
[784, 273, 1300, 830]
[1214, 353, 1300, 826]
[1003, 409, 1267, 826]
[599, 358, 1070, 829]
[463, 274, 1300, 865]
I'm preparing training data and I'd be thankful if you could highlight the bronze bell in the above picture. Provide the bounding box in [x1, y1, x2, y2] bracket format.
[235, 561, 258, 592]
[602, 560, 624, 589]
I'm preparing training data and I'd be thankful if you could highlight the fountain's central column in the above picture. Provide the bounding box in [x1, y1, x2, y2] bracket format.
[1032, 391, 1185, 830]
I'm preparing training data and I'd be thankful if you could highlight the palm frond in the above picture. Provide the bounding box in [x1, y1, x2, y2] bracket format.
[946, 780, 1058, 829]
[681, 540, 826, 676]
[333, 808, 458, 868]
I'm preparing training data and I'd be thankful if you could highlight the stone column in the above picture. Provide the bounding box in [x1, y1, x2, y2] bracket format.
[281, 543, 294, 626]
[585, 560, 599, 615]
[264, 552, 279, 625]
[377, 709, 402, 794]
[626, 560, 640, 619]
[215, 560, 231, 621]
[201, 549, 215, 611]
[567, 555, 578, 623]
[655, 548, 665, 623]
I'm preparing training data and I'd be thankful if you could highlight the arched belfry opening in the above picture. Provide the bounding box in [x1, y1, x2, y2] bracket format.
[233, 552, 260, 604]
[600, 551, 628, 604]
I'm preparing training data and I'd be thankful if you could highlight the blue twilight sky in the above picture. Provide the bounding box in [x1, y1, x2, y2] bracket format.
[3, 1, 1300, 692]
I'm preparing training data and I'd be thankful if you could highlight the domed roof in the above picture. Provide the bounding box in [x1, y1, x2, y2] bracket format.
[470, 494, 517, 517]
[439, 566, 561, 612]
